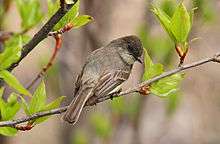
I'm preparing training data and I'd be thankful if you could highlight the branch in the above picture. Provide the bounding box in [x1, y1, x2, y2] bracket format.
[0, 52, 219, 127]
[7, 0, 78, 71]
[26, 23, 74, 90]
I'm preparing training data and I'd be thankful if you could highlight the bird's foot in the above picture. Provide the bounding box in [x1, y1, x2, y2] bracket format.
[109, 88, 122, 100]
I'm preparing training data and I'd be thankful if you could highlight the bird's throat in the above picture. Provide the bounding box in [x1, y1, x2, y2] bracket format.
[119, 52, 136, 65]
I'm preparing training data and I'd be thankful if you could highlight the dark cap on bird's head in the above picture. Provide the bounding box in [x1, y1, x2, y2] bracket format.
[113, 35, 143, 63]
[121, 35, 143, 56]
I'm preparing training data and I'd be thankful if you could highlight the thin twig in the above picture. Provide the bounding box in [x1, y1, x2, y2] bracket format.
[26, 34, 62, 90]
[26, 23, 74, 90]
[7, 0, 77, 72]
[0, 52, 219, 127]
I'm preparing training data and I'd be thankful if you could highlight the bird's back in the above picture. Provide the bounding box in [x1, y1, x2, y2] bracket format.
[81, 45, 131, 84]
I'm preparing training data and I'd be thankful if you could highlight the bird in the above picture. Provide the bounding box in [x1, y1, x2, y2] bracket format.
[63, 35, 143, 124]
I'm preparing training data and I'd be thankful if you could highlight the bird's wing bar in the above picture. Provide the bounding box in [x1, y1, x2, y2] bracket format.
[93, 70, 130, 97]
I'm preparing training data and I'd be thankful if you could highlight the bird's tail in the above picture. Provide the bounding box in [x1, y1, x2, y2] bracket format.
[62, 87, 93, 124]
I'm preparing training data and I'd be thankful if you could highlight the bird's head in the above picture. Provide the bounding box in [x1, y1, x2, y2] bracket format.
[110, 35, 143, 64]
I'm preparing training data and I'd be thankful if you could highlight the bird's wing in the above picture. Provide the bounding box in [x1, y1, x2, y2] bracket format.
[93, 70, 130, 97]
[73, 62, 88, 97]
[73, 72, 83, 97]
[63, 78, 95, 124]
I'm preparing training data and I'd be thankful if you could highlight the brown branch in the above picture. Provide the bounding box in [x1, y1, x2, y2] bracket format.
[7, 0, 78, 72]
[26, 23, 74, 90]
[26, 34, 62, 90]
[0, 52, 219, 127]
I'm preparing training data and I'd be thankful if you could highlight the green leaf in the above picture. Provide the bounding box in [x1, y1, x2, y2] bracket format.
[0, 91, 20, 128]
[29, 81, 46, 114]
[142, 49, 183, 98]
[0, 127, 17, 136]
[90, 113, 112, 138]
[138, 27, 173, 64]
[143, 64, 164, 80]
[53, 0, 80, 30]
[44, 96, 65, 110]
[170, 3, 191, 43]
[150, 73, 184, 98]
[34, 96, 65, 124]
[143, 48, 153, 68]
[72, 15, 93, 29]
[161, 0, 176, 17]
[7, 93, 18, 105]
[0, 70, 31, 96]
[0, 90, 20, 133]
[21, 34, 31, 45]
[151, 5, 175, 41]
[16, 0, 43, 31]
[20, 96, 30, 115]
[1, 93, 20, 120]
[0, 35, 22, 70]
[47, 0, 59, 19]
[142, 49, 164, 80]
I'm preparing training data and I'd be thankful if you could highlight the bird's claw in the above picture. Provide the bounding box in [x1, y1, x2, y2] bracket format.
[109, 88, 122, 100]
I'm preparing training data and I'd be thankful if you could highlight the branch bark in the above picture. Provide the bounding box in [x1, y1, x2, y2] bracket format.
[7, 0, 78, 71]
[0, 52, 219, 127]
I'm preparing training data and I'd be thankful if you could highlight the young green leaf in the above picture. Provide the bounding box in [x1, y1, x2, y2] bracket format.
[143, 48, 153, 68]
[16, 0, 43, 31]
[19, 81, 65, 124]
[72, 15, 93, 29]
[44, 96, 65, 110]
[53, 0, 80, 30]
[143, 64, 164, 80]
[1, 93, 20, 120]
[28, 81, 47, 114]
[151, 5, 175, 41]
[0, 127, 17, 137]
[170, 3, 191, 43]
[142, 49, 183, 98]
[0, 35, 22, 70]
[0, 70, 31, 96]
[19, 96, 30, 115]
[47, 0, 59, 19]
[34, 96, 65, 124]
[21, 34, 31, 45]
[142, 49, 163, 80]
[150, 73, 184, 98]
[161, 0, 176, 17]
[0, 91, 19, 136]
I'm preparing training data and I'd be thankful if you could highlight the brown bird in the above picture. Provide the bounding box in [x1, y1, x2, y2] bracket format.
[63, 35, 143, 124]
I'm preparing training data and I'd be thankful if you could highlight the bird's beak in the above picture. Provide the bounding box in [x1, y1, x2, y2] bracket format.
[136, 57, 143, 64]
